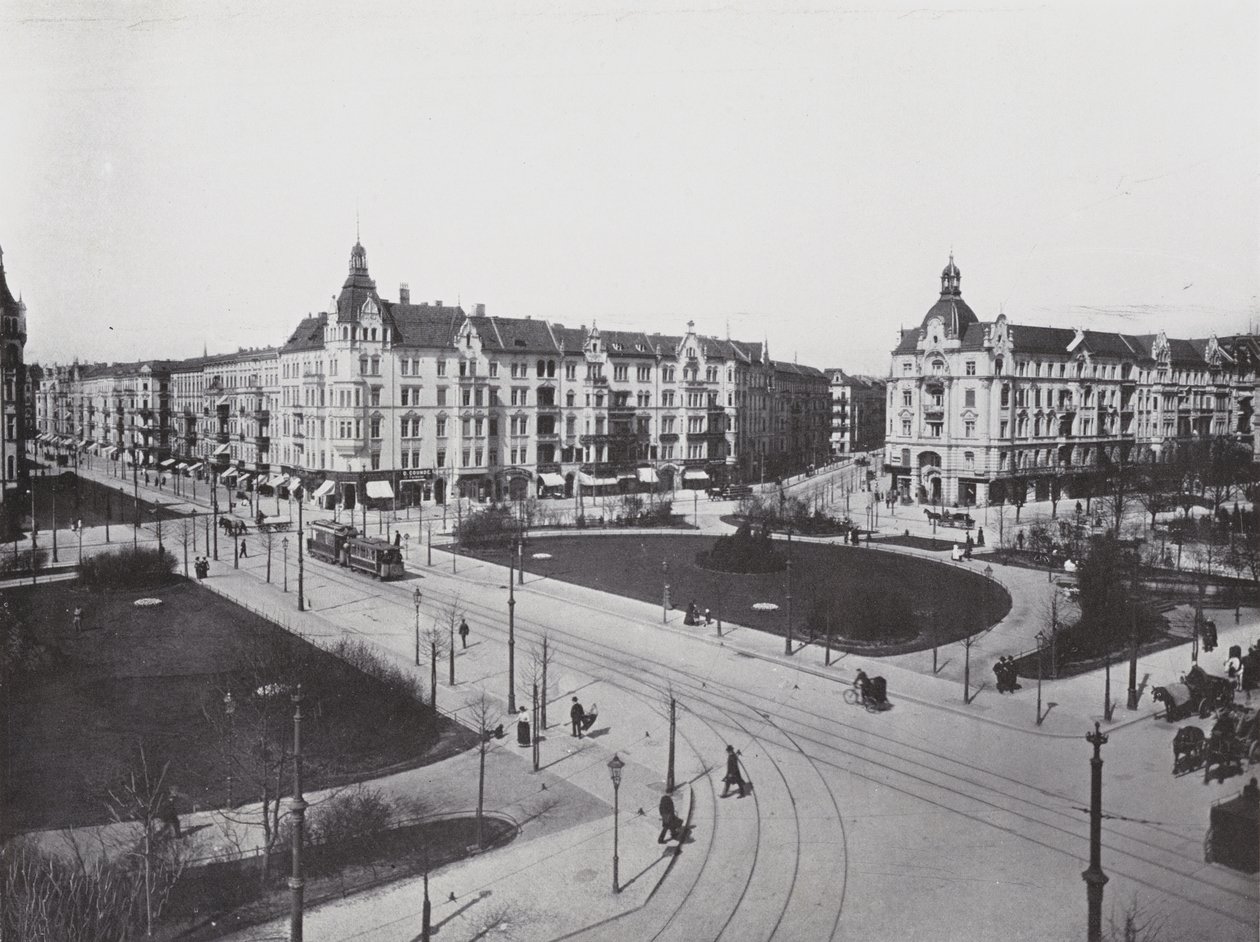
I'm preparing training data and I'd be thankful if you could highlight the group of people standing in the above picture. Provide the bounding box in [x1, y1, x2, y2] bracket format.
[993, 656, 1021, 693]
[194, 556, 210, 579]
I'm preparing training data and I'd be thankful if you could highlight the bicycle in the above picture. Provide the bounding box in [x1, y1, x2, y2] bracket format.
[842, 679, 881, 713]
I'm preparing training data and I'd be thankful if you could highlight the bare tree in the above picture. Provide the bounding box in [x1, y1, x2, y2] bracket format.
[422, 620, 450, 710]
[433, 595, 466, 687]
[1132, 464, 1173, 536]
[527, 632, 556, 729]
[175, 515, 196, 578]
[466, 692, 500, 850]
[1039, 586, 1062, 680]
[1095, 454, 1136, 537]
[260, 526, 276, 583]
[104, 744, 190, 937]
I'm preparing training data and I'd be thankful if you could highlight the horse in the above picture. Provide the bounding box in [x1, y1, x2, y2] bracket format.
[1171, 725, 1204, 774]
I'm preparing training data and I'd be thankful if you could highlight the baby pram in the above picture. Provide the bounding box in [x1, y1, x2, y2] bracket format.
[580, 703, 599, 732]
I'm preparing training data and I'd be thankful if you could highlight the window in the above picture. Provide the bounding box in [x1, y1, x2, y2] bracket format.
[964, 451, 974, 467]
[461, 418, 471, 437]
[903, 361, 913, 374]
[663, 366, 676, 383]
[901, 419, 912, 436]
[964, 420, 975, 437]
[565, 362, 577, 380]
[902, 390, 912, 406]
[965, 361, 976, 376]
[401, 450, 410, 468]
[436, 387, 447, 406]
[614, 365, 628, 382]
[964, 389, 975, 408]
[489, 361, 498, 377]
[999, 420, 1008, 438]
[370, 386, 381, 407]
[927, 422, 942, 438]
[436, 418, 447, 437]
[437, 360, 447, 377]
[637, 366, 651, 382]
[461, 389, 471, 407]
[474, 418, 484, 437]
[370, 453, 381, 470]
[565, 390, 575, 407]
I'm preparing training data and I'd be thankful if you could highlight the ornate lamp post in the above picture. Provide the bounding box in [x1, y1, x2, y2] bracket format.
[607, 754, 625, 893]
[1082, 722, 1109, 941]
[413, 587, 423, 667]
[508, 549, 517, 713]
[223, 691, 236, 808]
[282, 536, 289, 592]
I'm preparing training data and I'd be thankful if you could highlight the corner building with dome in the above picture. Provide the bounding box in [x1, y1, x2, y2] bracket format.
[883, 257, 1257, 508]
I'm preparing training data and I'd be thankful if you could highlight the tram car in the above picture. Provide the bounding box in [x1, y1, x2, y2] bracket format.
[345, 536, 406, 580]
[306, 519, 358, 565]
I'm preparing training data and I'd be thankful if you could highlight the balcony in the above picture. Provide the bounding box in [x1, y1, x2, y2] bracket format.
[216, 431, 231, 445]
[923, 404, 945, 419]
[254, 408, 270, 421]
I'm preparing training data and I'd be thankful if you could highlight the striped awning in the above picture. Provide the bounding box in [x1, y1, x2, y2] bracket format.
[236, 473, 253, 488]
[637, 467, 659, 483]
[312, 480, 334, 499]
[187, 462, 203, 473]
[267, 473, 287, 488]
[366, 480, 394, 499]
[214, 444, 230, 455]
[220, 468, 238, 483]
[160, 458, 176, 468]
[539, 472, 565, 487]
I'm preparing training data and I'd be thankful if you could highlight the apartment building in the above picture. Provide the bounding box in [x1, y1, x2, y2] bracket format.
[35, 240, 832, 510]
[827, 370, 887, 456]
[1, 245, 29, 537]
[884, 257, 1247, 507]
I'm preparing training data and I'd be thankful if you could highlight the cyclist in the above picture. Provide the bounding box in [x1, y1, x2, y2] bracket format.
[854, 670, 871, 703]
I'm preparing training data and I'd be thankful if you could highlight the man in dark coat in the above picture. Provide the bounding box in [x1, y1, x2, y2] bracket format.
[721, 745, 746, 797]
[394, 530, 401, 547]
[570, 697, 586, 738]
[459, 618, 470, 648]
[658, 793, 681, 843]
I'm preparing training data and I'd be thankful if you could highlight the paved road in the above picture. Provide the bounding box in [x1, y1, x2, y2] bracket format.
[19, 458, 1259, 941]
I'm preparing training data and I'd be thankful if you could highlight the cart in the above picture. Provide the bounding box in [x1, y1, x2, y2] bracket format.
[1205, 793, 1259, 873]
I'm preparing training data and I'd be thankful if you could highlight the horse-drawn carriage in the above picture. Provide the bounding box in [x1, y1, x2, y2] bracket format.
[1172, 706, 1260, 779]
[924, 509, 974, 529]
[1153, 665, 1235, 721]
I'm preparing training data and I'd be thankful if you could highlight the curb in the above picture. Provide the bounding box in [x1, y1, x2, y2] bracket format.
[647, 782, 694, 903]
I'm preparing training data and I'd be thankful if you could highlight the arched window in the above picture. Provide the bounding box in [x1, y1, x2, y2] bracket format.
[537, 359, 545, 377]
[565, 390, 575, 407]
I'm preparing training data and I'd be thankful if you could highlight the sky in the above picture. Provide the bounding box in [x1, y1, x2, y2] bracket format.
[2, 0, 1257, 374]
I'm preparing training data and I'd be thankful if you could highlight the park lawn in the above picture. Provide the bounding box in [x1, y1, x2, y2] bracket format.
[479, 534, 1009, 649]
[25, 470, 193, 533]
[2, 579, 473, 834]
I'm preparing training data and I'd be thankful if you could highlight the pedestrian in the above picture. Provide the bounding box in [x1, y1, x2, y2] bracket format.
[73, 605, 83, 634]
[1226, 648, 1244, 697]
[964, 533, 974, 559]
[394, 529, 401, 547]
[459, 617, 470, 648]
[516, 706, 531, 747]
[976, 527, 984, 547]
[721, 745, 747, 797]
[570, 697, 586, 738]
[993, 658, 1006, 693]
[158, 786, 182, 839]
[658, 793, 681, 843]
[240, 539, 248, 558]
[1016, 530, 1026, 551]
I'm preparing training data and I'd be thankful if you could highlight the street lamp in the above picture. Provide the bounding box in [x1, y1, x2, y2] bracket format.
[282, 536, 289, 592]
[413, 587, 423, 667]
[223, 691, 236, 808]
[607, 753, 625, 893]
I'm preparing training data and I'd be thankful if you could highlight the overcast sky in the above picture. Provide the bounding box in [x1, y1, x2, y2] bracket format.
[2, 0, 1256, 374]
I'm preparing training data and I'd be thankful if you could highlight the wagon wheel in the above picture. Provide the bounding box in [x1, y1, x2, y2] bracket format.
[1199, 698, 1215, 719]
[1203, 825, 1215, 864]
[1250, 740, 1260, 765]
[842, 688, 859, 706]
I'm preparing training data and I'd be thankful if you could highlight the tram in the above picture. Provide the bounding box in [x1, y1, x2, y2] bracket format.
[306, 519, 358, 564]
[345, 536, 406, 580]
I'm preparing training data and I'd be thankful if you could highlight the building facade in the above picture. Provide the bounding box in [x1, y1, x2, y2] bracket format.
[34, 241, 831, 511]
[884, 257, 1247, 508]
[827, 370, 887, 455]
[1, 245, 28, 536]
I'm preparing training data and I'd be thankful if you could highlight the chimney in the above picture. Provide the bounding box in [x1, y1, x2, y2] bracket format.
[435, 299, 443, 307]
[475, 303, 486, 317]
[399, 283, 410, 304]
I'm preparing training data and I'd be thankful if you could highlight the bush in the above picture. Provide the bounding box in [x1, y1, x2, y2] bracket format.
[806, 588, 916, 643]
[702, 522, 784, 573]
[327, 637, 425, 707]
[454, 506, 517, 551]
[78, 547, 176, 590]
[307, 785, 393, 849]
[0, 548, 48, 576]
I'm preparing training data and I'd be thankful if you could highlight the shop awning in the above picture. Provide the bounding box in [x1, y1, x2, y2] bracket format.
[215, 396, 230, 408]
[366, 480, 394, 499]
[107, 446, 119, 458]
[220, 468, 238, 483]
[214, 444, 231, 455]
[577, 472, 595, 486]
[175, 462, 188, 471]
[289, 480, 304, 495]
[160, 458, 176, 468]
[683, 469, 710, 482]
[539, 472, 565, 488]
[146, 454, 157, 465]
[267, 473, 287, 488]
[312, 480, 335, 499]
[637, 467, 659, 484]
[186, 462, 202, 473]
[123, 451, 135, 465]
[594, 476, 618, 487]
[236, 473, 253, 488]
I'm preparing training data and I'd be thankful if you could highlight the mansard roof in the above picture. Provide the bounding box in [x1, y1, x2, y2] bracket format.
[385, 302, 464, 348]
[466, 314, 560, 354]
[281, 313, 327, 353]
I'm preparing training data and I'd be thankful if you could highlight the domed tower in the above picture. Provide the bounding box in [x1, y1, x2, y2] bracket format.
[920, 253, 977, 343]
[335, 240, 380, 324]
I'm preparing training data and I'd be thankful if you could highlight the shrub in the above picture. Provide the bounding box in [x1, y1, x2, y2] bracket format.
[78, 547, 177, 590]
[806, 588, 916, 642]
[327, 637, 426, 707]
[307, 785, 393, 849]
[455, 506, 517, 551]
[702, 522, 784, 573]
